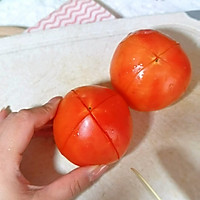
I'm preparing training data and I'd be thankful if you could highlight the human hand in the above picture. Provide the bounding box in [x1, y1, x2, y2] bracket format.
[0, 97, 108, 200]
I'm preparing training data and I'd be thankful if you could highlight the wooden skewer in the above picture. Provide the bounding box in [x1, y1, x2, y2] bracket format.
[131, 168, 162, 200]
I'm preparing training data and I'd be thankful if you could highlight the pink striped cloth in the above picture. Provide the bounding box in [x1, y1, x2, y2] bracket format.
[26, 0, 116, 33]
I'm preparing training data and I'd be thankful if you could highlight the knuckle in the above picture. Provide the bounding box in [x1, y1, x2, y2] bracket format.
[43, 104, 54, 119]
[43, 104, 52, 114]
[70, 179, 82, 198]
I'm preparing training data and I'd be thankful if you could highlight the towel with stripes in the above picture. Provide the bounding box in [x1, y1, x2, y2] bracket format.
[26, 0, 116, 33]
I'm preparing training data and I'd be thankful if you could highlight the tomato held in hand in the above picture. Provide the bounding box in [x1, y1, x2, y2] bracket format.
[110, 29, 191, 111]
[53, 85, 133, 166]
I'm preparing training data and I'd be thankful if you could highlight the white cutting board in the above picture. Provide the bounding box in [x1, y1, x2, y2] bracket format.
[0, 12, 200, 200]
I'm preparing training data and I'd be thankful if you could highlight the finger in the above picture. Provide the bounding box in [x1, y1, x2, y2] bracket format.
[34, 165, 108, 200]
[34, 122, 53, 137]
[0, 106, 11, 122]
[0, 97, 62, 162]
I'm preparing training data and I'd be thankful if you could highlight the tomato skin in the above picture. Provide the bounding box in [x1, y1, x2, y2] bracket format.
[110, 29, 191, 111]
[53, 85, 133, 166]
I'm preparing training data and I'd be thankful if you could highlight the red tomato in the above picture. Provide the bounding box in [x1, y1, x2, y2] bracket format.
[110, 29, 191, 111]
[53, 85, 133, 166]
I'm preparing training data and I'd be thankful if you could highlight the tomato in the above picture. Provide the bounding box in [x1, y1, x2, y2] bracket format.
[110, 29, 191, 111]
[53, 85, 133, 166]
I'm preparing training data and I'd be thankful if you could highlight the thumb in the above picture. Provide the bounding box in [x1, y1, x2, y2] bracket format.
[34, 165, 108, 200]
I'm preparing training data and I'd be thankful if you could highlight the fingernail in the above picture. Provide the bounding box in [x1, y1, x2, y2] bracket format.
[88, 165, 109, 182]
[0, 106, 11, 114]
[48, 96, 63, 104]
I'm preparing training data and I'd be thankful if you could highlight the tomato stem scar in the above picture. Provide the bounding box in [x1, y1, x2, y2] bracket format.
[72, 90, 120, 159]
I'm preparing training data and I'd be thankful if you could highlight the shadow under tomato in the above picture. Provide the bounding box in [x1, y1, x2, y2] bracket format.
[20, 127, 62, 186]
[157, 147, 200, 200]
[156, 27, 200, 104]
[97, 80, 113, 89]
[126, 110, 152, 156]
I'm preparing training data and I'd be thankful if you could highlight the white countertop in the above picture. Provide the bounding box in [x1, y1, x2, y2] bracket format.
[0, 1, 200, 199]
[0, 13, 200, 199]
[0, 0, 200, 27]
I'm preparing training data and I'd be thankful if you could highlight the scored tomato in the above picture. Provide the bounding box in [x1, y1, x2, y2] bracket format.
[110, 29, 191, 111]
[53, 85, 133, 166]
